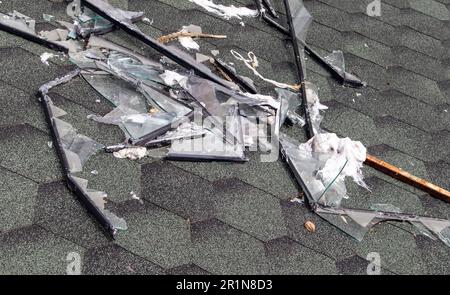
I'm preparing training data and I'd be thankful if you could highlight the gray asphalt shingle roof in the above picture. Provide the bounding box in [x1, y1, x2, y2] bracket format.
[0, 0, 449, 275]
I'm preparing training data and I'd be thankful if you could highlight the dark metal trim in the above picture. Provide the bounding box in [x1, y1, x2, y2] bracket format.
[81, 0, 233, 89]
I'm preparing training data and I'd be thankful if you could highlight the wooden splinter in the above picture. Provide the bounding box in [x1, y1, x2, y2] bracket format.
[365, 154, 450, 203]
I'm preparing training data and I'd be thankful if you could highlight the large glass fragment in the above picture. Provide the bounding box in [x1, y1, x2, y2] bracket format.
[39, 70, 127, 237]
[0, 11, 71, 52]
[167, 105, 247, 162]
[73, 47, 193, 144]
[286, 0, 312, 45]
[182, 74, 279, 113]
[82, 73, 147, 112]
[277, 88, 304, 127]
[81, 0, 235, 88]
[107, 52, 164, 85]
[88, 36, 162, 69]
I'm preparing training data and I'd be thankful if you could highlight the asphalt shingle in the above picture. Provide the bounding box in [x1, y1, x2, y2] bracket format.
[0, 0, 449, 275]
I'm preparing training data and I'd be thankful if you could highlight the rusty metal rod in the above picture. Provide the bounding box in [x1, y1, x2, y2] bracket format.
[365, 154, 450, 203]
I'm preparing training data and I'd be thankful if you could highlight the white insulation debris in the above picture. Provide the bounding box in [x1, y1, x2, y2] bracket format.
[40, 52, 56, 65]
[189, 0, 258, 20]
[113, 147, 147, 160]
[301, 133, 368, 189]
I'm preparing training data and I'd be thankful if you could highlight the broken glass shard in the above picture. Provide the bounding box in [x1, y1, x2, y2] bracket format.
[370, 203, 402, 214]
[107, 52, 164, 85]
[286, 0, 313, 44]
[82, 73, 148, 112]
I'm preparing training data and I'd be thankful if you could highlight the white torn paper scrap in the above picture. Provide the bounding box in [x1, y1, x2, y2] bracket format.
[178, 36, 200, 51]
[189, 0, 258, 20]
[40, 52, 56, 65]
[160, 70, 187, 87]
[113, 147, 147, 160]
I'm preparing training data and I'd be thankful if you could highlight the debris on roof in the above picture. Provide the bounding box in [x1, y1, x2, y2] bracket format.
[189, 0, 259, 20]
[1, 0, 449, 250]
[157, 25, 227, 52]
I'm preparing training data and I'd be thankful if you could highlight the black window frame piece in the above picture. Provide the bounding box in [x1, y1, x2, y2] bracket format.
[80, 0, 234, 89]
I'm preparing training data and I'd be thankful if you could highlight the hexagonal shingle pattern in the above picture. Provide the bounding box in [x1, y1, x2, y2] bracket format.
[0, 0, 449, 275]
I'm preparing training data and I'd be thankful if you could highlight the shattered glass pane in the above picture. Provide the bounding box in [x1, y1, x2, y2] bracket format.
[121, 112, 177, 140]
[140, 84, 192, 117]
[77, 7, 114, 37]
[83, 73, 148, 112]
[316, 209, 370, 242]
[88, 36, 162, 69]
[168, 105, 246, 162]
[107, 52, 164, 85]
[39, 71, 127, 235]
[83, 0, 234, 88]
[420, 218, 450, 247]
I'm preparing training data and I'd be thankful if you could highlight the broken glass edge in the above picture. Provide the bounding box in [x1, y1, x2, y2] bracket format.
[81, 0, 236, 89]
[82, 60, 196, 145]
[279, 132, 450, 247]
[39, 70, 127, 237]
[0, 12, 70, 53]
[259, 2, 365, 87]
[213, 57, 258, 94]
[167, 105, 248, 162]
